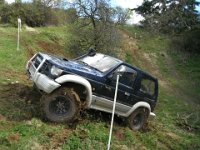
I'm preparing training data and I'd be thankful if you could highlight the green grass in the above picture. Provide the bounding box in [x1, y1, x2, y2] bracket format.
[0, 26, 70, 83]
[0, 119, 67, 150]
[0, 25, 200, 149]
[122, 25, 170, 53]
[122, 25, 200, 149]
[169, 51, 200, 100]
[0, 28, 26, 70]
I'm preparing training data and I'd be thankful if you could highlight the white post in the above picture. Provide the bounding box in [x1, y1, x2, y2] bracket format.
[107, 74, 120, 150]
[17, 18, 21, 51]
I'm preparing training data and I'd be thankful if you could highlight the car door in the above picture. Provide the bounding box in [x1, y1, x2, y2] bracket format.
[103, 65, 137, 106]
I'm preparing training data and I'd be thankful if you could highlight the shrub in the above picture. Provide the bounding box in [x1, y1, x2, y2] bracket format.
[170, 28, 200, 54]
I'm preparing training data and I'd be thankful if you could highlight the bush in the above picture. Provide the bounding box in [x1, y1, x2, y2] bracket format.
[0, 2, 75, 27]
[170, 28, 200, 54]
[65, 19, 121, 57]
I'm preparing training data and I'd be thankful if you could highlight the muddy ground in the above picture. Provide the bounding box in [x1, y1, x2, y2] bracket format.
[0, 83, 42, 121]
[0, 83, 128, 128]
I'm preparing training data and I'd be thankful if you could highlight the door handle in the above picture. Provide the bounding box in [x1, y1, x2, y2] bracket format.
[125, 92, 130, 96]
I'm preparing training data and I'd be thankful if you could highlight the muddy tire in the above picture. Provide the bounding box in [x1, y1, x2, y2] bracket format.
[128, 107, 149, 131]
[41, 87, 80, 123]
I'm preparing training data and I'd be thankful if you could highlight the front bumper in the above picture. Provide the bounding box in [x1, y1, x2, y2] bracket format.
[33, 72, 61, 93]
[27, 54, 61, 94]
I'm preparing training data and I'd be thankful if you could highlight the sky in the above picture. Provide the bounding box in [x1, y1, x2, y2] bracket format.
[111, 0, 144, 24]
[5, 0, 200, 24]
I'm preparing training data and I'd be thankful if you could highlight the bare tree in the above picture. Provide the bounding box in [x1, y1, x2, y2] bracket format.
[113, 6, 132, 25]
[72, 0, 116, 50]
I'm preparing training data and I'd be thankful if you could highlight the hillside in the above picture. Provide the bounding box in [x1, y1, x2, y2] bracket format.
[0, 25, 200, 150]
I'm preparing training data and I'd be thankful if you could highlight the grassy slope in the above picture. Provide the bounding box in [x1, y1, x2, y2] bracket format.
[0, 25, 199, 150]
[122, 25, 200, 149]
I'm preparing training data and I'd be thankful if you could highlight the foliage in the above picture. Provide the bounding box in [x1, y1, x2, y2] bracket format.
[65, 19, 121, 56]
[24, 1, 52, 27]
[134, 0, 200, 33]
[65, 0, 123, 55]
[0, 0, 4, 10]
[133, 0, 200, 54]
[0, 1, 75, 27]
[73, 0, 114, 50]
[38, 0, 63, 7]
[170, 26, 200, 53]
[65, 8, 78, 24]
[113, 6, 132, 25]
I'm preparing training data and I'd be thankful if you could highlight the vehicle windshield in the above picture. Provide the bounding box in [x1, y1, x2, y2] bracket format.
[78, 53, 121, 72]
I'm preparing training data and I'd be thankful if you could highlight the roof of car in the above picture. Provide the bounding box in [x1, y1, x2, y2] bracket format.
[95, 53, 157, 80]
[38, 52, 157, 80]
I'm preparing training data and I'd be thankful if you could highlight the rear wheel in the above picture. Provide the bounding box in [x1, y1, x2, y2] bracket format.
[128, 107, 149, 131]
[41, 87, 80, 123]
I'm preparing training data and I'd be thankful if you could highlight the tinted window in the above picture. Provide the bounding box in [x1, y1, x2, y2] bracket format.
[140, 79, 155, 96]
[113, 65, 137, 88]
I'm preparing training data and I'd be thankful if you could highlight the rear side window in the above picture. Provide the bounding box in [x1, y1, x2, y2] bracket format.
[140, 78, 155, 96]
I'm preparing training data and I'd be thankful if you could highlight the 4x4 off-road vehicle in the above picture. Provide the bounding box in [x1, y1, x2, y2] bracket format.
[26, 49, 158, 130]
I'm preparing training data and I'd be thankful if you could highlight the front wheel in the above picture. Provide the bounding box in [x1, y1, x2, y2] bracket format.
[128, 107, 149, 131]
[41, 87, 80, 123]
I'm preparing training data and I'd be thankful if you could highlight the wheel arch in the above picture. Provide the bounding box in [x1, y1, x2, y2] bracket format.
[125, 101, 151, 117]
[54, 74, 92, 108]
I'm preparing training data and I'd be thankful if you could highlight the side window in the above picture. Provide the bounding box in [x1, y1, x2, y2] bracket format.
[32, 54, 43, 68]
[113, 65, 137, 88]
[140, 78, 155, 96]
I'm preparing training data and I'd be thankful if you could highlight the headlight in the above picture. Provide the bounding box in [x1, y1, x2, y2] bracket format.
[50, 65, 63, 76]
